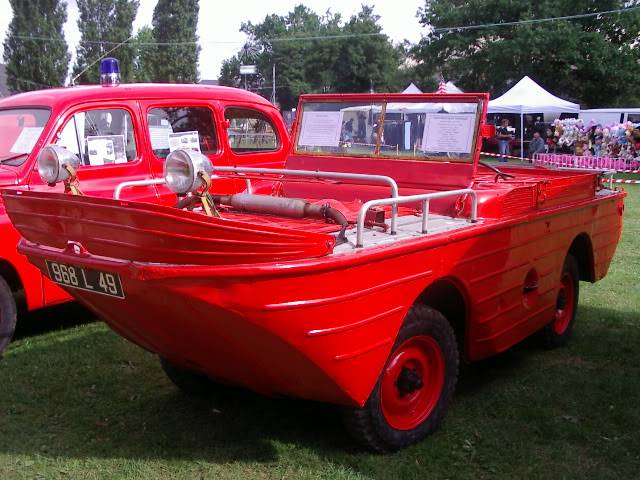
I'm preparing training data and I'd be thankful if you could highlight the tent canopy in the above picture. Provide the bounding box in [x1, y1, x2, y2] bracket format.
[488, 76, 579, 114]
[402, 83, 422, 94]
[443, 81, 463, 94]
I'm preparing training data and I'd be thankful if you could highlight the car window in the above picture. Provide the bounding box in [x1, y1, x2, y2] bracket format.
[225, 107, 279, 153]
[148, 106, 218, 159]
[0, 108, 50, 166]
[56, 109, 137, 166]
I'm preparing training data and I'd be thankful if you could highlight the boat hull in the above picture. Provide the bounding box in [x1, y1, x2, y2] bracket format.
[6, 189, 625, 407]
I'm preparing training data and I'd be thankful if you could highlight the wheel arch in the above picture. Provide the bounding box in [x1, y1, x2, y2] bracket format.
[567, 233, 595, 282]
[0, 258, 23, 293]
[414, 277, 469, 358]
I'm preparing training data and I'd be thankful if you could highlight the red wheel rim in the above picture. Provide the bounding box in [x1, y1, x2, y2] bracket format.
[380, 335, 445, 431]
[553, 271, 575, 335]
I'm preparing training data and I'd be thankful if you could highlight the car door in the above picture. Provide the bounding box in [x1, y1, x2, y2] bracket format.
[141, 99, 244, 205]
[28, 100, 159, 202]
[26, 101, 159, 305]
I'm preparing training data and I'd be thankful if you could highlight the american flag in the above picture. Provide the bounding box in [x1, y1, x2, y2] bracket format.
[436, 78, 447, 94]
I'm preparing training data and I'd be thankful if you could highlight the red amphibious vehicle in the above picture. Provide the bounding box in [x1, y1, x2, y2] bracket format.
[2, 92, 625, 452]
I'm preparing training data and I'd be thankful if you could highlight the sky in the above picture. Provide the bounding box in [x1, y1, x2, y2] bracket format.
[0, 0, 425, 81]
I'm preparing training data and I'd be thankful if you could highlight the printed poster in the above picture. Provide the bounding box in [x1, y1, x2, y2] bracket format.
[422, 113, 475, 154]
[298, 111, 344, 147]
[169, 131, 201, 153]
[86, 135, 126, 166]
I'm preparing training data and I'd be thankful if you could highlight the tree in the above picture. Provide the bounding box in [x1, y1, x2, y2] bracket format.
[132, 26, 155, 82]
[72, 0, 139, 84]
[219, 5, 402, 109]
[413, 1, 640, 107]
[3, 0, 70, 93]
[332, 6, 400, 94]
[151, 0, 200, 83]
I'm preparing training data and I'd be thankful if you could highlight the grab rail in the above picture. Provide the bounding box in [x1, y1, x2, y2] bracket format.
[114, 169, 399, 230]
[114, 178, 166, 200]
[213, 166, 400, 233]
[355, 189, 478, 248]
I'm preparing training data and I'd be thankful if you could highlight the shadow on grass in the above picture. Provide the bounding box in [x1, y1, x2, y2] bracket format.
[0, 302, 638, 470]
[13, 300, 96, 341]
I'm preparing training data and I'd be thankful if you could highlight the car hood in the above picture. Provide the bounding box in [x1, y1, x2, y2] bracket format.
[0, 167, 19, 186]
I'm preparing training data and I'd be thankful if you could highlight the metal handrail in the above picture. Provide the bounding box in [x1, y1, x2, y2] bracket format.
[114, 178, 166, 200]
[355, 188, 478, 248]
[213, 166, 400, 232]
[114, 168, 399, 227]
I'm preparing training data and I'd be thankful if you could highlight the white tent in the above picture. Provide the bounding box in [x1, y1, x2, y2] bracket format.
[402, 83, 422, 94]
[488, 76, 579, 157]
[443, 81, 463, 94]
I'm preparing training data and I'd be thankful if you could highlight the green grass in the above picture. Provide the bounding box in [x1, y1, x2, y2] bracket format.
[1, 187, 639, 480]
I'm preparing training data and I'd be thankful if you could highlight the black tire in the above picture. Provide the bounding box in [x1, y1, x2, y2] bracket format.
[541, 254, 580, 349]
[0, 276, 17, 357]
[160, 357, 216, 396]
[342, 304, 459, 452]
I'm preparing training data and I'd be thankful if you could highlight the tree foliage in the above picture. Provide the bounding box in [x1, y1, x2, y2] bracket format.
[3, 0, 70, 93]
[150, 0, 200, 83]
[72, 0, 139, 85]
[413, 1, 640, 107]
[132, 26, 155, 82]
[219, 5, 401, 109]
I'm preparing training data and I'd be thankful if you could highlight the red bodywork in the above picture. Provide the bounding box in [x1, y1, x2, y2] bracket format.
[0, 84, 288, 312]
[2, 92, 625, 409]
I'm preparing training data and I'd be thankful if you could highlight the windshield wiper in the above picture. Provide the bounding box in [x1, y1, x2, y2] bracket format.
[0, 153, 28, 165]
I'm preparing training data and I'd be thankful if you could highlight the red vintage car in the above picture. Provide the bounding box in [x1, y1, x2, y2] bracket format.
[0, 79, 289, 355]
[2, 92, 625, 452]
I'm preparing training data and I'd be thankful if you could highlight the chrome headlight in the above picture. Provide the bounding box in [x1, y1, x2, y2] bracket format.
[37, 146, 82, 185]
[164, 149, 214, 195]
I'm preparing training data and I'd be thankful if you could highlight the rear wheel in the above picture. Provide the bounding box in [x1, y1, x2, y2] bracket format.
[160, 357, 216, 396]
[541, 254, 579, 348]
[0, 276, 17, 357]
[342, 304, 459, 452]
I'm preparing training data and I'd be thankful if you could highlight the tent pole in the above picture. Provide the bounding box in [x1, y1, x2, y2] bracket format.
[520, 112, 524, 160]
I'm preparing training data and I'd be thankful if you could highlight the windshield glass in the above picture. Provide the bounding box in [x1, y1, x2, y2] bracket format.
[0, 108, 51, 166]
[295, 100, 481, 162]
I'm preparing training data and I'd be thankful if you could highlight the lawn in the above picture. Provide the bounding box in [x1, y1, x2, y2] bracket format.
[0, 186, 638, 480]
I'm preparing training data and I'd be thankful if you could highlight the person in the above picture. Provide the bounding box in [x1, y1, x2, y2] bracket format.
[545, 127, 556, 152]
[341, 118, 354, 143]
[496, 118, 513, 162]
[528, 131, 545, 158]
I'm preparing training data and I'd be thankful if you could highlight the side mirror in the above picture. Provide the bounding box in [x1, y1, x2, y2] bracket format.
[480, 124, 496, 138]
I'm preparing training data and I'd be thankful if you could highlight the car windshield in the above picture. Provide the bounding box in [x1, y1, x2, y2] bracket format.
[294, 99, 481, 162]
[0, 108, 51, 166]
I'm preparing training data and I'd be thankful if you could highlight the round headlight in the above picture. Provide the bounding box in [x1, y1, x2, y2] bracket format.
[37, 146, 82, 185]
[164, 149, 214, 195]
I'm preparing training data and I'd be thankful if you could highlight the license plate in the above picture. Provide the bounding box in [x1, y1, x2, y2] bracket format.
[45, 260, 124, 299]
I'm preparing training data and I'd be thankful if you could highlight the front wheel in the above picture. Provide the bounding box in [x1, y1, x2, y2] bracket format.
[342, 304, 459, 452]
[541, 254, 579, 349]
[0, 276, 17, 357]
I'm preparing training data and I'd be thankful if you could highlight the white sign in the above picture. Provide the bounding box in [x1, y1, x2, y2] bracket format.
[149, 125, 173, 150]
[169, 131, 201, 153]
[298, 111, 344, 147]
[422, 113, 475, 154]
[86, 135, 126, 166]
[10, 126, 44, 154]
[239, 65, 257, 75]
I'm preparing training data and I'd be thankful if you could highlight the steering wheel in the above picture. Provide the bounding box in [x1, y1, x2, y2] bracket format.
[479, 161, 516, 182]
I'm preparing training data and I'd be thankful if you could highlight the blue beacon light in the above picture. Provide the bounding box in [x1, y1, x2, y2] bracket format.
[100, 57, 120, 86]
